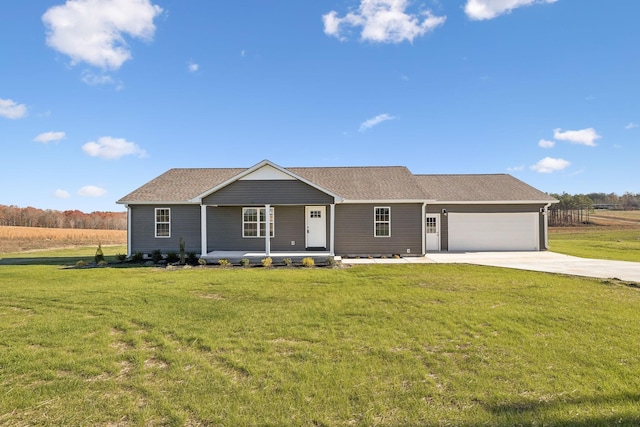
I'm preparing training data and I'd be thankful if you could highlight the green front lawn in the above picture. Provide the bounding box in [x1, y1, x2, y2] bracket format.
[1, 262, 639, 425]
[549, 228, 640, 262]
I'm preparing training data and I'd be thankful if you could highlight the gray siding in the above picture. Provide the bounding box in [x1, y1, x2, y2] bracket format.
[335, 204, 422, 256]
[130, 204, 201, 254]
[426, 203, 547, 252]
[203, 180, 334, 205]
[206, 205, 326, 252]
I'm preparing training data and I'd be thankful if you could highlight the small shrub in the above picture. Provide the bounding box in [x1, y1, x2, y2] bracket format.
[380, 254, 387, 259]
[198, 258, 207, 266]
[97, 260, 108, 267]
[132, 252, 144, 263]
[325, 256, 337, 267]
[261, 257, 273, 268]
[302, 257, 315, 268]
[167, 252, 179, 264]
[115, 253, 127, 262]
[392, 254, 401, 259]
[240, 258, 250, 267]
[76, 260, 87, 267]
[151, 249, 163, 264]
[95, 243, 105, 264]
[282, 258, 293, 267]
[218, 258, 230, 267]
[187, 252, 198, 265]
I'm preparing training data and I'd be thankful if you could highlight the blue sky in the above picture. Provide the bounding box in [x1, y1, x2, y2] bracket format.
[1, 0, 638, 213]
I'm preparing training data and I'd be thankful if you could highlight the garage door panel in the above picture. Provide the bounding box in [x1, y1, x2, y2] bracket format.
[448, 213, 538, 251]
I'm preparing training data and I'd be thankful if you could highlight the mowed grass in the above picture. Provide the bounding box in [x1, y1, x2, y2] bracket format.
[0, 245, 128, 266]
[549, 212, 640, 262]
[1, 263, 640, 426]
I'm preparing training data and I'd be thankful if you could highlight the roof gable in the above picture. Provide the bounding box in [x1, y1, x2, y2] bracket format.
[191, 160, 342, 202]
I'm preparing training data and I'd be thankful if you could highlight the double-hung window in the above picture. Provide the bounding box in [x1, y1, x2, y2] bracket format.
[374, 207, 390, 237]
[155, 208, 171, 238]
[243, 207, 274, 238]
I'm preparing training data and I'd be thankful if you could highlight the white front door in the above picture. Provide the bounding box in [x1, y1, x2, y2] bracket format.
[306, 206, 326, 248]
[426, 214, 440, 251]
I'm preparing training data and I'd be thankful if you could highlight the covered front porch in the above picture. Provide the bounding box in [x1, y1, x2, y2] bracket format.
[200, 204, 336, 257]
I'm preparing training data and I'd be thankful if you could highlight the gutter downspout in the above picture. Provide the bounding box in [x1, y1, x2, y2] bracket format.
[543, 202, 551, 250]
[126, 205, 132, 257]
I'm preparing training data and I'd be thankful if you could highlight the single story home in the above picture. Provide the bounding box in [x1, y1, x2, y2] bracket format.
[117, 159, 558, 258]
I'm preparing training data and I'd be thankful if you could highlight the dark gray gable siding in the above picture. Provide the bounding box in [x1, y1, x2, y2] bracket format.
[130, 204, 201, 254]
[206, 205, 322, 252]
[334, 203, 422, 256]
[203, 180, 334, 206]
[427, 203, 548, 251]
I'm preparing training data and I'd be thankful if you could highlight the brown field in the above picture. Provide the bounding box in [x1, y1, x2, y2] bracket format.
[590, 209, 640, 222]
[0, 226, 126, 254]
[550, 210, 640, 235]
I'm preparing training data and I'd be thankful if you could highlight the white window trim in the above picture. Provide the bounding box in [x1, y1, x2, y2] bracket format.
[374, 206, 391, 238]
[242, 207, 275, 238]
[155, 208, 171, 238]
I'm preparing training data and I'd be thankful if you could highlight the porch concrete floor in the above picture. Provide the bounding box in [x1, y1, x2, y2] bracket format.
[203, 251, 332, 262]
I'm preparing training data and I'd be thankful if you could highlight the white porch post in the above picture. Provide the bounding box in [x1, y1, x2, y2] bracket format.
[330, 204, 335, 255]
[126, 205, 132, 257]
[200, 205, 207, 256]
[421, 202, 426, 255]
[265, 204, 271, 256]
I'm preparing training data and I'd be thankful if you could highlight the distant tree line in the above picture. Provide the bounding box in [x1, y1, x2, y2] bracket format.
[548, 191, 640, 226]
[0, 205, 126, 230]
[583, 192, 640, 210]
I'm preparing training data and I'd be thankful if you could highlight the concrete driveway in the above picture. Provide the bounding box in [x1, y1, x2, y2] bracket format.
[342, 252, 640, 283]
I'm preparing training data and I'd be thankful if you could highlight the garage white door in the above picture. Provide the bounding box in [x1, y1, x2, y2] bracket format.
[448, 212, 539, 251]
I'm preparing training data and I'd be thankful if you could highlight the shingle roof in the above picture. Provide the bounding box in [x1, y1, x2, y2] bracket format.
[117, 168, 244, 203]
[414, 174, 557, 202]
[117, 164, 556, 204]
[289, 166, 426, 200]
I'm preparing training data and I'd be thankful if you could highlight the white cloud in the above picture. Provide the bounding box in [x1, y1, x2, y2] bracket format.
[78, 185, 107, 197]
[625, 122, 638, 130]
[465, 0, 558, 21]
[538, 139, 555, 148]
[553, 127, 601, 147]
[188, 61, 199, 72]
[530, 157, 570, 173]
[323, 0, 446, 43]
[54, 189, 71, 199]
[42, 0, 163, 70]
[82, 136, 147, 159]
[359, 113, 396, 131]
[507, 165, 524, 172]
[34, 131, 66, 144]
[0, 98, 27, 119]
[80, 70, 123, 89]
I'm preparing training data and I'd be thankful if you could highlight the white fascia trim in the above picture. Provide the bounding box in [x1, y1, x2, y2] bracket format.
[117, 201, 198, 205]
[189, 159, 344, 203]
[342, 199, 434, 204]
[434, 200, 559, 205]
